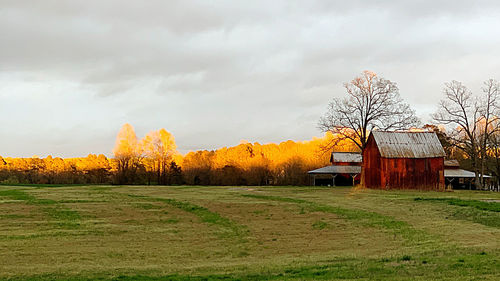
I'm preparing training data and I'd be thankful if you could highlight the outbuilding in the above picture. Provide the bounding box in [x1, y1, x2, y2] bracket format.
[308, 152, 362, 186]
[444, 160, 492, 190]
[362, 131, 446, 190]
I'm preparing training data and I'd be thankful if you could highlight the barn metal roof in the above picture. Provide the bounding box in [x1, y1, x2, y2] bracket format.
[444, 169, 491, 178]
[371, 131, 446, 158]
[308, 165, 361, 175]
[331, 152, 362, 163]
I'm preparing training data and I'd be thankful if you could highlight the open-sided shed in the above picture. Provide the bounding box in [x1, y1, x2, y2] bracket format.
[308, 152, 362, 186]
[443, 160, 492, 189]
[362, 131, 446, 190]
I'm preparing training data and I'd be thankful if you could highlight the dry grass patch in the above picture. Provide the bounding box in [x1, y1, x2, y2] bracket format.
[205, 200, 405, 259]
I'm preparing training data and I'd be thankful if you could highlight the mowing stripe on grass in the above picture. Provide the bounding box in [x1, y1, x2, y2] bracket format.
[414, 197, 500, 228]
[0, 230, 101, 241]
[414, 197, 500, 212]
[242, 194, 430, 245]
[0, 189, 81, 228]
[0, 189, 36, 202]
[126, 194, 247, 238]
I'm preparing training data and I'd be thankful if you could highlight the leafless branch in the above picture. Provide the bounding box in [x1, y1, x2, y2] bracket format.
[318, 71, 420, 151]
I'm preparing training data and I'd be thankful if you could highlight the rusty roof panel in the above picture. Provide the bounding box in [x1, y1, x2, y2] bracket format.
[372, 131, 446, 158]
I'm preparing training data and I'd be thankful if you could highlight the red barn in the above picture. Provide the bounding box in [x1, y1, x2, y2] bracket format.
[362, 131, 446, 190]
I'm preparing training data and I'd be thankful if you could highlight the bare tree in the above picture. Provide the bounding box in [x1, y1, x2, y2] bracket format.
[318, 71, 419, 152]
[433, 80, 500, 188]
[488, 127, 500, 190]
[478, 79, 500, 187]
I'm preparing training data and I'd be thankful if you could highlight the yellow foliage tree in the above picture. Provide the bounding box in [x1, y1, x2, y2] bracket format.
[141, 128, 178, 184]
[113, 123, 142, 184]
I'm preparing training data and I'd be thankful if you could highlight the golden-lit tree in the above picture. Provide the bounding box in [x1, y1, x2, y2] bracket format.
[180, 133, 341, 186]
[141, 129, 178, 185]
[113, 123, 143, 184]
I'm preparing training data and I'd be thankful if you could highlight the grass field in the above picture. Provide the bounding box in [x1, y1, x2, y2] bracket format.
[0, 185, 499, 280]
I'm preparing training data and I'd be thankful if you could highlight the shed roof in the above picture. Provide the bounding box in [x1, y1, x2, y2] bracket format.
[308, 165, 361, 175]
[444, 160, 460, 168]
[331, 152, 362, 163]
[371, 131, 446, 158]
[444, 169, 491, 178]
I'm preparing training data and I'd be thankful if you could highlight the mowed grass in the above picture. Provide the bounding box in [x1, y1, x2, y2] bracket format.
[0, 185, 498, 280]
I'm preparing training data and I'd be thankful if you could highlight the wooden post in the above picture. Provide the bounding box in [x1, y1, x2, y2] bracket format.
[446, 177, 454, 190]
[332, 174, 337, 187]
[351, 174, 358, 186]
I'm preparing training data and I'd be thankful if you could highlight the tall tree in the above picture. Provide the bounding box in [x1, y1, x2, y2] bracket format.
[478, 79, 500, 186]
[141, 129, 178, 185]
[113, 123, 142, 184]
[318, 71, 419, 151]
[488, 126, 500, 190]
[432, 80, 500, 188]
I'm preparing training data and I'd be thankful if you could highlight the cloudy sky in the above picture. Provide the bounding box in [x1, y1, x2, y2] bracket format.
[1, 1, 500, 157]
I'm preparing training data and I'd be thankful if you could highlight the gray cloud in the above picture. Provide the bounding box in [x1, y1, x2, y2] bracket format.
[1, 0, 500, 157]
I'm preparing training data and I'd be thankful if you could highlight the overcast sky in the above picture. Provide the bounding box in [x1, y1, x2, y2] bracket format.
[2, 1, 500, 157]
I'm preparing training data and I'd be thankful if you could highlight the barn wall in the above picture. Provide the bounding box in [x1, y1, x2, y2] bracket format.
[379, 157, 444, 190]
[362, 134, 445, 190]
[362, 135, 382, 188]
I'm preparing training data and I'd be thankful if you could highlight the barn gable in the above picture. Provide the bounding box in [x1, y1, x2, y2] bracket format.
[371, 131, 446, 158]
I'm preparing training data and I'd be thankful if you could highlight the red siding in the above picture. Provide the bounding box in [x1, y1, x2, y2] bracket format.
[362, 134, 445, 190]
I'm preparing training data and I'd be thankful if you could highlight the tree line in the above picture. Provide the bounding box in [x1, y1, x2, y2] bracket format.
[2, 71, 500, 188]
[0, 126, 356, 186]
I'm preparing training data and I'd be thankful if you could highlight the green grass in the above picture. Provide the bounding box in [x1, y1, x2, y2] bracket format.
[312, 220, 328, 230]
[449, 207, 500, 228]
[0, 186, 498, 280]
[0, 189, 37, 201]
